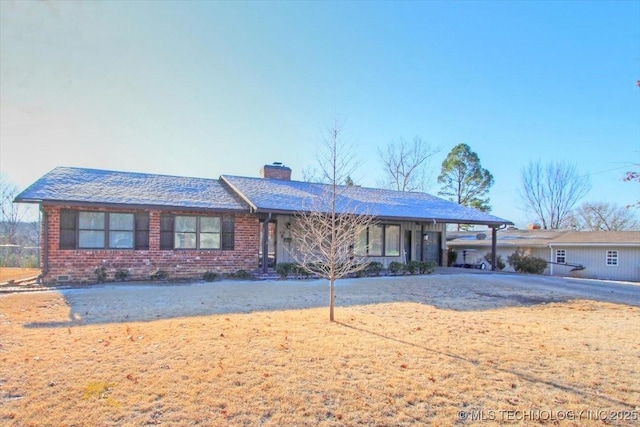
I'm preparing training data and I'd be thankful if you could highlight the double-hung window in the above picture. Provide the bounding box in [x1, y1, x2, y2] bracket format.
[78, 212, 106, 248]
[161, 214, 234, 250]
[555, 249, 566, 264]
[108, 213, 135, 248]
[60, 210, 149, 250]
[174, 216, 221, 249]
[606, 250, 618, 266]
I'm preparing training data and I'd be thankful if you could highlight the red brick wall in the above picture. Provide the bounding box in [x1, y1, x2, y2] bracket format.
[40, 205, 260, 285]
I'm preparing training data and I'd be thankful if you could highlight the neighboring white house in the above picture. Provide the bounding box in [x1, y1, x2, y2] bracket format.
[447, 230, 640, 282]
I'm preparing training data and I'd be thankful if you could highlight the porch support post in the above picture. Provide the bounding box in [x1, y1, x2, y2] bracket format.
[262, 212, 272, 274]
[491, 226, 498, 271]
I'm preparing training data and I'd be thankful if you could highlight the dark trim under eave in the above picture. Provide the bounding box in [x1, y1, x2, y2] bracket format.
[246, 208, 513, 227]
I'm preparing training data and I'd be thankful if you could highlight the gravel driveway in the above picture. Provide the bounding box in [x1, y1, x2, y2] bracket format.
[50, 271, 640, 324]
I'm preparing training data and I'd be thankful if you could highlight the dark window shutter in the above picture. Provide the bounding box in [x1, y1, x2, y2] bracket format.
[221, 216, 234, 250]
[160, 214, 174, 250]
[59, 209, 77, 249]
[134, 213, 150, 250]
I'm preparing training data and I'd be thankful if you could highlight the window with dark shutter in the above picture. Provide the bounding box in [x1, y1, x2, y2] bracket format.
[160, 214, 174, 250]
[221, 216, 234, 250]
[135, 213, 150, 250]
[59, 209, 77, 249]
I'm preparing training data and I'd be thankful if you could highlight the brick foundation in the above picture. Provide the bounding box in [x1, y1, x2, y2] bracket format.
[41, 206, 260, 285]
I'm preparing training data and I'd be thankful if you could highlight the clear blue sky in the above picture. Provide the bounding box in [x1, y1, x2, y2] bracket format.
[1, 0, 639, 227]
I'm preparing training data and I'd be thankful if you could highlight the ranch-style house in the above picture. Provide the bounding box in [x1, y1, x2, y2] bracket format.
[15, 163, 513, 285]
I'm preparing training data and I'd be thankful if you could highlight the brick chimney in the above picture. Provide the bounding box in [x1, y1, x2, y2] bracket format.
[260, 162, 292, 180]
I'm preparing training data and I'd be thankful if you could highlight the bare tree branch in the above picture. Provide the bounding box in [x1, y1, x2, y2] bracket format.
[519, 160, 591, 229]
[563, 202, 640, 231]
[1, 175, 30, 245]
[377, 136, 440, 192]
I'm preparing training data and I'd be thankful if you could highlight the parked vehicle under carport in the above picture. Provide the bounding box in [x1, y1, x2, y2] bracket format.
[453, 249, 486, 269]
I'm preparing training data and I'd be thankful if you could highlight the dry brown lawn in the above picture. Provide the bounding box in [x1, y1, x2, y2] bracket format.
[0, 268, 40, 284]
[0, 291, 638, 426]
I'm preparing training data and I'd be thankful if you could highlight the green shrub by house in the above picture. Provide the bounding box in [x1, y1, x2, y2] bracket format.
[150, 269, 168, 281]
[507, 249, 547, 274]
[292, 264, 310, 279]
[94, 267, 107, 283]
[388, 261, 405, 275]
[419, 261, 436, 274]
[114, 269, 130, 281]
[202, 271, 219, 282]
[232, 269, 251, 280]
[275, 262, 295, 280]
[406, 260, 421, 275]
[447, 249, 458, 266]
[484, 253, 506, 270]
[366, 261, 383, 277]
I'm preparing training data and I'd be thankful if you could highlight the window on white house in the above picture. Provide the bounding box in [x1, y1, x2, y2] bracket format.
[555, 249, 566, 264]
[384, 225, 400, 256]
[355, 224, 401, 257]
[606, 250, 618, 266]
[368, 225, 384, 256]
[354, 227, 368, 256]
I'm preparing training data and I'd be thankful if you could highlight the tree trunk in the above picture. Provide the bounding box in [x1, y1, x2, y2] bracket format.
[329, 278, 335, 322]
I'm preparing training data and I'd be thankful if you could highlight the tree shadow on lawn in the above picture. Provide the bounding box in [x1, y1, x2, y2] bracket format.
[21, 275, 577, 328]
[335, 320, 637, 410]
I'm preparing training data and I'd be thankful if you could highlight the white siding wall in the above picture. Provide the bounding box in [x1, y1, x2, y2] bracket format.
[275, 215, 295, 264]
[549, 246, 640, 282]
[448, 243, 640, 282]
[274, 215, 446, 267]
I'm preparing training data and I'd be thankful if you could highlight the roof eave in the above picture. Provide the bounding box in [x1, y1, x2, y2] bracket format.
[244, 208, 512, 226]
[34, 199, 249, 214]
[219, 175, 258, 212]
[549, 242, 640, 247]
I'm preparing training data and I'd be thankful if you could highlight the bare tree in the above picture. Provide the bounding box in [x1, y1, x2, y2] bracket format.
[378, 136, 440, 192]
[563, 202, 640, 231]
[289, 121, 376, 322]
[519, 160, 591, 229]
[0, 175, 30, 245]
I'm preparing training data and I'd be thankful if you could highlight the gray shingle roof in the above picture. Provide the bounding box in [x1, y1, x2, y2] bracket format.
[16, 167, 513, 225]
[221, 175, 513, 225]
[448, 230, 568, 247]
[448, 230, 640, 247]
[15, 167, 248, 212]
[552, 231, 640, 245]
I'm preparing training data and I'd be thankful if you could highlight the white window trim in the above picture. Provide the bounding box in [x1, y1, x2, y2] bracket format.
[605, 250, 619, 267]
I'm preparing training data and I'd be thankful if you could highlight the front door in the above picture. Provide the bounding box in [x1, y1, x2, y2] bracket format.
[421, 231, 441, 265]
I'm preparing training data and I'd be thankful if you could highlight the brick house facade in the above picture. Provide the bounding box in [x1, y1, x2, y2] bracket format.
[40, 205, 259, 285]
